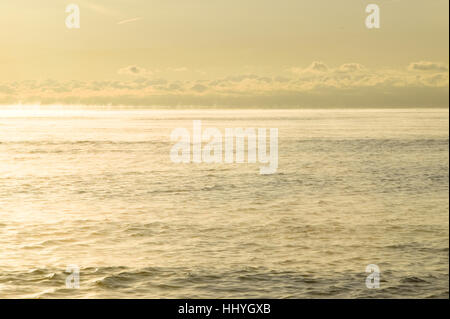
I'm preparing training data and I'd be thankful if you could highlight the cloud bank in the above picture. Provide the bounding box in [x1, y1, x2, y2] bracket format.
[408, 61, 449, 72]
[1, 62, 448, 108]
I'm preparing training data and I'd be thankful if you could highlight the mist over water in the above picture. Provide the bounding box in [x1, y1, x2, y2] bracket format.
[0, 108, 448, 298]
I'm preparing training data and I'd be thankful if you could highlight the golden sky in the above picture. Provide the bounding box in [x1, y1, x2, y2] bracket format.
[0, 0, 448, 107]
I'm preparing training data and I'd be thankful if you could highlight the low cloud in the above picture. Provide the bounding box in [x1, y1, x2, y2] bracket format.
[2, 61, 448, 107]
[290, 61, 329, 75]
[191, 84, 208, 93]
[337, 63, 365, 73]
[408, 61, 448, 72]
[309, 61, 329, 72]
[118, 65, 152, 76]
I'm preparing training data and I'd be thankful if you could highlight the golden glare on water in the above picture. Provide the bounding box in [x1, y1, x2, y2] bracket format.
[0, 108, 448, 298]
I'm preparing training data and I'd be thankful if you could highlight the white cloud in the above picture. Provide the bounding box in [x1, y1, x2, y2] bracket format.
[2, 61, 448, 107]
[408, 61, 448, 72]
[308, 61, 329, 72]
[337, 63, 366, 73]
[118, 65, 152, 76]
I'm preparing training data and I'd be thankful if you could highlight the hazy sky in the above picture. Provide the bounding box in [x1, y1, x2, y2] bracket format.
[0, 0, 448, 107]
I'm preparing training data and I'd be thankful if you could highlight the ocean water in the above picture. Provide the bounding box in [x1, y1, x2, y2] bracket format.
[0, 108, 448, 299]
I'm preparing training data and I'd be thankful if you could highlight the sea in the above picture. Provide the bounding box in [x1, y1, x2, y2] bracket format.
[0, 108, 448, 298]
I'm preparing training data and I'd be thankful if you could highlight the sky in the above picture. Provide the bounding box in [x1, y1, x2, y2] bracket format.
[0, 0, 448, 107]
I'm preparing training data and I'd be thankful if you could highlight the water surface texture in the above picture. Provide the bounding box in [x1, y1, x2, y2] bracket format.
[0, 108, 448, 298]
